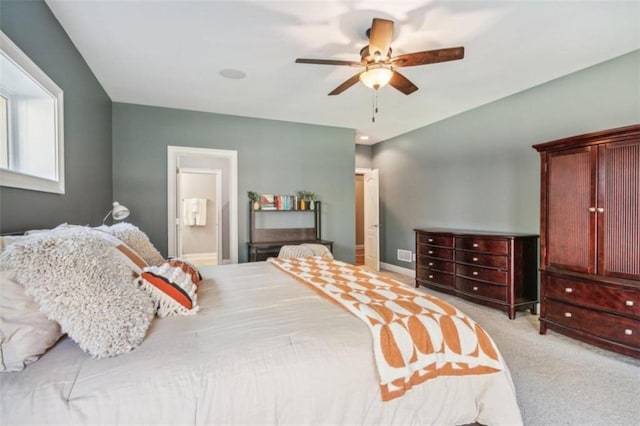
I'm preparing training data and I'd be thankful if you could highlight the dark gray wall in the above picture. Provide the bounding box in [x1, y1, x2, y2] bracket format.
[355, 144, 373, 169]
[112, 103, 355, 263]
[0, 0, 112, 233]
[373, 51, 640, 268]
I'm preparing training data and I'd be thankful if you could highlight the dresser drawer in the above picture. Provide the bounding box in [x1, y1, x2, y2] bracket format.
[417, 268, 454, 288]
[417, 245, 454, 261]
[418, 257, 454, 274]
[544, 274, 640, 319]
[456, 264, 508, 285]
[456, 251, 508, 269]
[417, 233, 453, 248]
[544, 299, 640, 348]
[456, 237, 509, 254]
[456, 277, 507, 301]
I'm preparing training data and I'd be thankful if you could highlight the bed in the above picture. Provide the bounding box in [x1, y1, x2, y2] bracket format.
[0, 228, 522, 425]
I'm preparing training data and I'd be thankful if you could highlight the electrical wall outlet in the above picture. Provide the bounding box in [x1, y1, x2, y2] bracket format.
[413, 253, 416, 261]
[397, 249, 413, 263]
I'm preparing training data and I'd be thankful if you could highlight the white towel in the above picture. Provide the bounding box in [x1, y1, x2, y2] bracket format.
[183, 198, 207, 226]
[194, 198, 207, 226]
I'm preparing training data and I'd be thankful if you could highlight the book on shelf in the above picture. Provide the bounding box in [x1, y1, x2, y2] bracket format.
[259, 194, 276, 210]
[258, 194, 306, 211]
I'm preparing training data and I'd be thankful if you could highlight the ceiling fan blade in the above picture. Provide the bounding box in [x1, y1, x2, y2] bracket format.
[296, 58, 363, 67]
[328, 74, 361, 96]
[392, 46, 464, 67]
[389, 71, 418, 95]
[368, 18, 394, 60]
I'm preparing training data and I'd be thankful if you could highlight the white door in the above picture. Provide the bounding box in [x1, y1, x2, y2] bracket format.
[364, 169, 380, 271]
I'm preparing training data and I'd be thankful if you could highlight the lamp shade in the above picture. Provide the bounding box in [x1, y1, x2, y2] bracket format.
[103, 201, 130, 224]
[111, 202, 130, 220]
[359, 65, 393, 90]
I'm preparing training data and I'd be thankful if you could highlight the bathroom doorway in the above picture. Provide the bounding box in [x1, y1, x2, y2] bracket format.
[177, 168, 222, 266]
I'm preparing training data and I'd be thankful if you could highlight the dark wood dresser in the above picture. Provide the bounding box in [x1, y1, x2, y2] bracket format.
[414, 228, 538, 319]
[533, 125, 640, 358]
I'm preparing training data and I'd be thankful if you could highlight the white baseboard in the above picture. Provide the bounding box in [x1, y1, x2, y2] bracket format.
[380, 262, 415, 277]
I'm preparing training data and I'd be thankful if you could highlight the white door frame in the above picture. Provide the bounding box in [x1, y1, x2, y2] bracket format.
[176, 167, 223, 264]
[167, 146, 238, 264]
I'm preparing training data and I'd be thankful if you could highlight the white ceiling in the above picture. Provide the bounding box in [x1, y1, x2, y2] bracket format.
[45, 0, 639, 145]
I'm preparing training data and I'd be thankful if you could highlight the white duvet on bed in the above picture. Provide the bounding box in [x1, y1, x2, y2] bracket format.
[0, 262, 522, 425]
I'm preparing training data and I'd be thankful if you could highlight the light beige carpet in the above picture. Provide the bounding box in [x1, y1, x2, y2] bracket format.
[380, 270, 640, 426]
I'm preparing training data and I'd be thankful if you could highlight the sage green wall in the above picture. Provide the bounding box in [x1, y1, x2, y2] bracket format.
[0, 0, 112, 233]
[112, 103, 355, 263]
[374, 51, 640, 269]
[355, 144, 373, 169]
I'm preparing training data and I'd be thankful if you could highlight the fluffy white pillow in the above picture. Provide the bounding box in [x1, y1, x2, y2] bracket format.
[0, 228, 154, 358]
[0, 235, 63, 372]
[98, 223, 164, 266]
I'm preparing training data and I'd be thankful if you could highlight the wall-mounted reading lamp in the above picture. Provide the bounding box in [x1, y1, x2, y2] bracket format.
[102, 201, 130, 224]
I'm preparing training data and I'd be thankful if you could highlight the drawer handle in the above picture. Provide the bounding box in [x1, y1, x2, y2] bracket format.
[428, 238, 434, 242]
[625, 300, 634, 307]
[472, 271, 479, 276]
[428, 275, 434, 279]
[565, 288, 573, 293]
[625, 329, 633, 336]
[472, 257, 479, 262]
[564, 312, 572, 318]
[472, 243, 479, 248]
[428, 250, 434, 254]
[428, 262, 434, 266]
[472, 286, 478, 291]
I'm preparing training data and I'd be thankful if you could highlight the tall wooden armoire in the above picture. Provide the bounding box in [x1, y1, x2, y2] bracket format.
[533, 125, 639, 358]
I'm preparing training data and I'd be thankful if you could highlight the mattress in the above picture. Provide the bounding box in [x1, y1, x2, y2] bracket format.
[0, 261, 522, 425]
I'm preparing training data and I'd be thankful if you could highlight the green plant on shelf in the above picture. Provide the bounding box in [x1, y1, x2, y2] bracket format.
[247, 191, 260, 210]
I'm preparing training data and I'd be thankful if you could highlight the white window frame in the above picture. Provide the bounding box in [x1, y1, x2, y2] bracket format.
[0, 30, 64, 194]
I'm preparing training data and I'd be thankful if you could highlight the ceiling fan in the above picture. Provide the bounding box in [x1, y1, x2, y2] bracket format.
[296, 18, 464, 96]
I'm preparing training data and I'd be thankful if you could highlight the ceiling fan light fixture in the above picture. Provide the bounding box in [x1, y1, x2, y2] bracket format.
[359, 64, 393, 90]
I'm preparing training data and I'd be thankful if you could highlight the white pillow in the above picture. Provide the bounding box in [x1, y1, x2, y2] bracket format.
[0, 236, 63, 372]
[0, 228, 154, 358]
[98, 223, 164, 266]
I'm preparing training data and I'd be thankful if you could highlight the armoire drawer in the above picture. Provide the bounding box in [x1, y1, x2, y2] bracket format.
[456, 237, 509, 255]
[544, 274, 640, 319]
[417, 233, 453, 248]
[456, 277, 507, 302]
[544, 299, 640, 348]
[456, 251, 508, 270]
[456, 264, 508, 285]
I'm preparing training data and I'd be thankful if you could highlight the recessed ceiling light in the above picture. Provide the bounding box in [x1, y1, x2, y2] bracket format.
[219, 69, 246, 79]
[359, 135, 370, 141]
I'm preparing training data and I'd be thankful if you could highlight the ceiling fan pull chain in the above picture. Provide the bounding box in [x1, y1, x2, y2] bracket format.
[371, 91, 375, 122]
[375, 91, 379, 113]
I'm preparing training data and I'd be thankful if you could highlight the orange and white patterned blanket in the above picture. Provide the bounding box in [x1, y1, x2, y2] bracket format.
[268, 256, 504, 401]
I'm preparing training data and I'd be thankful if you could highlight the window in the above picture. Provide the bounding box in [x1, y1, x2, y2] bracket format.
[0, 31, 64, 194]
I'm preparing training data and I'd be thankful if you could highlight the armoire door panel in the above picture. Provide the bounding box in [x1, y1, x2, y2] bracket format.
[599, 141, 640, 280]
[546, 147, 597, 273]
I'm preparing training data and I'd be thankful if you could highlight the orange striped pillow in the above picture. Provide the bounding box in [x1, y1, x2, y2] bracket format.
[136, 260, 200, 317]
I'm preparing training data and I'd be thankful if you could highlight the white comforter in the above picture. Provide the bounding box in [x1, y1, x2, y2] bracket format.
[0, 262, 522, 425]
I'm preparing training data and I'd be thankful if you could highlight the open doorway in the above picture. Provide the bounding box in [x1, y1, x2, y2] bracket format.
[177, 169, 222, 266]
[167, 146, 238, 264]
